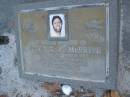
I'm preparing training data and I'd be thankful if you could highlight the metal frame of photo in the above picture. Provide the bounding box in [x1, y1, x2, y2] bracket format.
[48, 10, 69, 41]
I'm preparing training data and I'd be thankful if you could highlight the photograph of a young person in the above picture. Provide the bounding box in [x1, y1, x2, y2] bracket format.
[49, 14, 65, 38]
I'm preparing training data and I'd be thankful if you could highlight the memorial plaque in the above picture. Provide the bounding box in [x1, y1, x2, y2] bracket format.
[17, 0, 118, 89]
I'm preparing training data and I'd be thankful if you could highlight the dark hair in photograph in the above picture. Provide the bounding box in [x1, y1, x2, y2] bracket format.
[52, 15, 63, 25]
